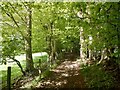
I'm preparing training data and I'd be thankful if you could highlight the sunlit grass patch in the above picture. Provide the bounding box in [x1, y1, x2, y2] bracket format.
[1, 55, 55, 89]
[81, 64, 115, 88]
[33, 55, 48, 68]
[1, 70, 7, 88]
[34, 55, 48, 63]
[1, 63, 25, 88]
[1, 54, 62, 89]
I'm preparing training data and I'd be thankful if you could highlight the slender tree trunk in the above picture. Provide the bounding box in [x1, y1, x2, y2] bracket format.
[25, 5, 34, 72]
[98, 48, 106, 64]
[52, 25, 56, 63]
[49, 22, 56, 65]
[89, 49, 92, 60]
[48, 35, 52, 64]
[80, 27, 85, 61]
[48, 22, 53, 67]
[86, 44, 89, 59]
[52, 37, 56, 63]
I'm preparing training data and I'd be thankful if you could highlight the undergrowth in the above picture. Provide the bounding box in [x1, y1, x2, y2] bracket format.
[81, 64, 115, 88]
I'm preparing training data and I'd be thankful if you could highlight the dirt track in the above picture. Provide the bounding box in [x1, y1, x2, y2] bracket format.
[36, 60, 86, 89]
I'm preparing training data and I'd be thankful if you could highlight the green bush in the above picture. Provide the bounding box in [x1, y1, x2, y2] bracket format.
[81, 64, 115, 88]
[33, 55, 48, 68]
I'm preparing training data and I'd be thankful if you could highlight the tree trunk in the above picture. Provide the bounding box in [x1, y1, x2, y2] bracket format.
[49, 22, 56, 65]
[25, 5, 34, 72]
[52, 25, 56, 63]
[80, 27, 85, 61]
[98, 48, 107, 64]
[89, 49, 92, 60]
[52, 37, 56, 64]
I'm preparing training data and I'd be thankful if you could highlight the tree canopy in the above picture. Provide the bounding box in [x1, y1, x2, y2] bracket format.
[1, 1, 120, 75]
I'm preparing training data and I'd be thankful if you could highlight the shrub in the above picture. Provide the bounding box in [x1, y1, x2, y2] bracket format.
[81, 64, 115, 88]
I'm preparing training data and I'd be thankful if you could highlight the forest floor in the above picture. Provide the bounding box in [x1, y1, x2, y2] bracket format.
[35, 59, 86, 89]
[12, 59, 87, 89]
[10, 57, 120, 89]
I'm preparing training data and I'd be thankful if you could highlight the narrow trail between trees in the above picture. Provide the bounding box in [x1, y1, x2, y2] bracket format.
[36, 60, 86, 89]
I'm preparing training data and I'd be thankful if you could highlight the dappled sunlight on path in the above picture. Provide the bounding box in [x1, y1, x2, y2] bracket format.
[36, 60, 86, 88]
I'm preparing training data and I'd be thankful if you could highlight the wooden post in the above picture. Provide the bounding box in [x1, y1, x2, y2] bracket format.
[39, 59, 41, 69]
[39, 59, 41, 79]
[7, 67, 11, 90]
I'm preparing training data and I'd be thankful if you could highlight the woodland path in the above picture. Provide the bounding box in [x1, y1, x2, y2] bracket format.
[36, 59, 86, 89]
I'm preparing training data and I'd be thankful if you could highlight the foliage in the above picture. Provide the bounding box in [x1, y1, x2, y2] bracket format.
[82, 2, 120, 60]
[81, 64, 115, 88]
[1, 2, 120, 88]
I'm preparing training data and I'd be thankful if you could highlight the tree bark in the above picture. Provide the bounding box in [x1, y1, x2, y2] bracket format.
[98, 48, 107, 64]
[25, 4, 34, 72]
[80, 27, 85, 61]
[49, 22, 56, 65]
[89, 49, 92, 60]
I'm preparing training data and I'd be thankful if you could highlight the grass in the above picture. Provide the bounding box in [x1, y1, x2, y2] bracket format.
[1, 55, 48, 89]
[34, 55, 48, 63]
[1, 55, 60, 89]
[1, 62, 26, 89]
[33, 55, 48, 69]
[81, 64, 115, 88]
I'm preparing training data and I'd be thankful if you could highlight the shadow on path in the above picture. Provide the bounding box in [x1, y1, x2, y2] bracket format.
[36, 60, 86, 89]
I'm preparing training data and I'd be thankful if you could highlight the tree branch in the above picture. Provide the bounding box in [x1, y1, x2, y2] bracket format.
[8, 55, 26, 75]
[1, 6, 27, 40]
[2, 6, 20, 28]
[1, 22, 15, 27]
[8, 2, 27, 24]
